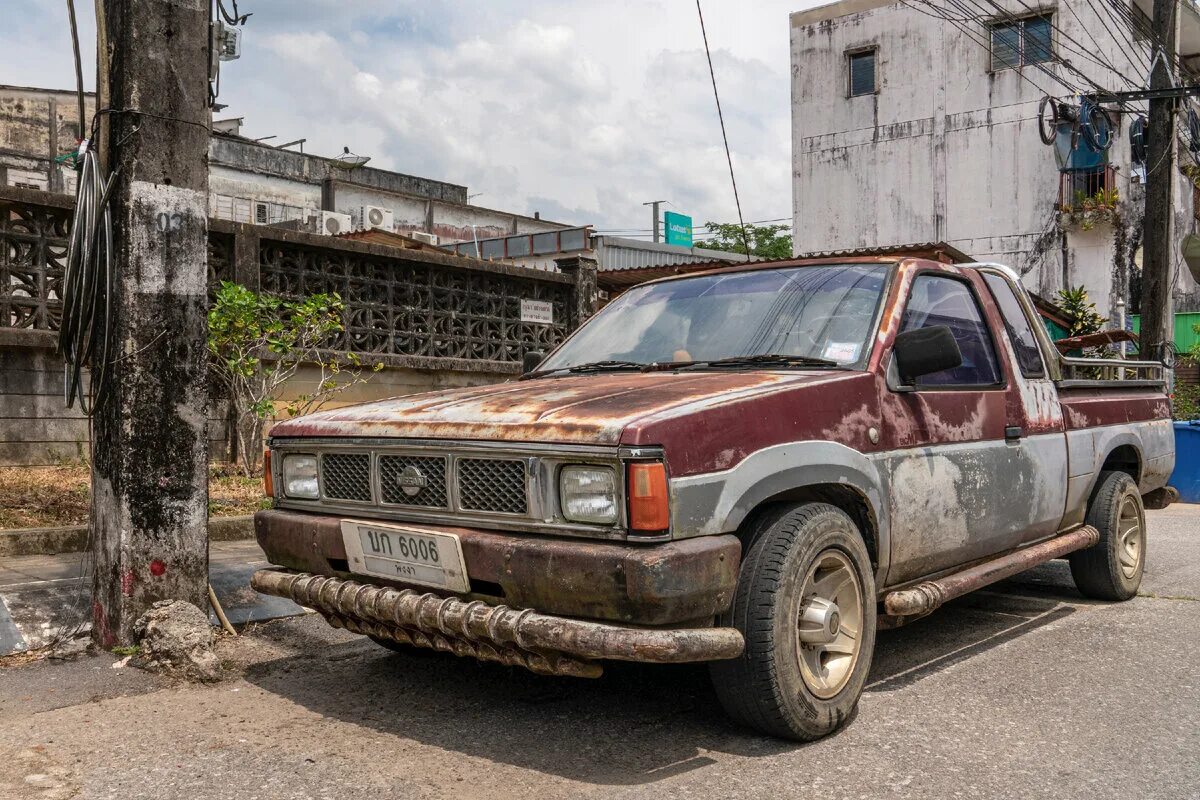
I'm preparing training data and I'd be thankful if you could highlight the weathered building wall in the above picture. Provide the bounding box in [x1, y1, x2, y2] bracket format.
[0, 86, 96, 195]
[1, 87, 574, 246]
[790, 0, 1200, 318]
[0, 340, 231, 467]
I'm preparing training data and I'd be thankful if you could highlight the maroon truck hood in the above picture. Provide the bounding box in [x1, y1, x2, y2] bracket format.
[270, 370, 856, 445]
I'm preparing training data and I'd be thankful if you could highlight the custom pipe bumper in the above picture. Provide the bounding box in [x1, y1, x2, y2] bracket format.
[254, 509, 740, 625]
[882, 525, 1100, 617]
[251, 569, 745, 678]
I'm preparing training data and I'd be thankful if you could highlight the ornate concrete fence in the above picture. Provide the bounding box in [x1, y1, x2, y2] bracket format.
[0, 185, 596, 464]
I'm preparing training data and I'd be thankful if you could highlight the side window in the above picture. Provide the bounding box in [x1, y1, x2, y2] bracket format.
[900, 275, 1003, 387]
[983, 273, 1046, 378]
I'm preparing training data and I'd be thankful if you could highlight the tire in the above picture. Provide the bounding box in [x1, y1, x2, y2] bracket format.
[709, 503, 876, 741]
[1069, 471, 1146, 601]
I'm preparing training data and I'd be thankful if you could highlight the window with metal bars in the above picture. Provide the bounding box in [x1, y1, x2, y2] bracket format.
[847, 50, 877, 97]
[989, 14, 1053, 71]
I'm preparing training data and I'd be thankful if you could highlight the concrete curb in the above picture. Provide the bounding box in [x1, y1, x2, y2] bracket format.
[0, 515, 256, 557]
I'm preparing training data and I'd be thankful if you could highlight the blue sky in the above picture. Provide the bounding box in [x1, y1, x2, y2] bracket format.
[3, 1, 815, 233]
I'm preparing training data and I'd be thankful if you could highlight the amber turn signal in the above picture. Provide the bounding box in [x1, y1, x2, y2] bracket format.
[263, 449, 274, 498]
[628, 462, 669, 531]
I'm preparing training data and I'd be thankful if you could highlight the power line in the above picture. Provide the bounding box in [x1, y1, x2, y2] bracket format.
[696, 0, 751, 254]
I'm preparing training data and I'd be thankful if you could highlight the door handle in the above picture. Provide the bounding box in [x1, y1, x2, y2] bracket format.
[1005, 425, 1023, 441]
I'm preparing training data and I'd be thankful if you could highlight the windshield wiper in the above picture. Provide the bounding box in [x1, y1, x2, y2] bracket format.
[567, 359, 648, 373]
[523, 359, 649, 379]
[678, 353, 842, 370]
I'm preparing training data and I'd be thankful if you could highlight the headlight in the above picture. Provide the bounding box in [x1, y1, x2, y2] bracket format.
[559, 466, 618, 524]
[282, 454, 319, 499]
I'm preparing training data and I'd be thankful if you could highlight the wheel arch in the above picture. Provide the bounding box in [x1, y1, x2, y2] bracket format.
[736, 483, 882, 571]
[669, 440, 890, 578]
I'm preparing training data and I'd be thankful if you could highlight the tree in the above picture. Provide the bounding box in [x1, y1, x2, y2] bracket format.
[694, 222, 792, 259]
[207, 281, 382, 476]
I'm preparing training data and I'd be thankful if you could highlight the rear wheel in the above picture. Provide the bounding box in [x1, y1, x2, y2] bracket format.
[710, 503, 876, 741]
[1069, 471, 1145, 600]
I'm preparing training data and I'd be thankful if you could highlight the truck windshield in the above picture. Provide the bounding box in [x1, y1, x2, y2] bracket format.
[539, 263, 889, 372]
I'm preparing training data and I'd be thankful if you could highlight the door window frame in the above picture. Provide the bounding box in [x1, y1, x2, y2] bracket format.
[888, 270, 1009, 392]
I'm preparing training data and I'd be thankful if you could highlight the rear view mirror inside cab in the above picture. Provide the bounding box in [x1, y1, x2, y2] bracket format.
[893, 325, 962, 385]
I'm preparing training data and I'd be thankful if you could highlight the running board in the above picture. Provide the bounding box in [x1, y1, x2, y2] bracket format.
[882, 526, 1100, 617]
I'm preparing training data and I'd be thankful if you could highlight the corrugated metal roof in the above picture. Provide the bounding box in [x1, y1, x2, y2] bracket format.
[790, 242, 974, 263]
[592, 235, 750, 272]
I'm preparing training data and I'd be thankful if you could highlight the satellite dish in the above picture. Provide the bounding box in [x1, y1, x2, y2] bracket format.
[1183, 233, 1200, 284]
[329, 146, 370, 170]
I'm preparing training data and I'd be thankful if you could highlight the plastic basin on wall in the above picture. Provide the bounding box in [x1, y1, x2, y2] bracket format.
[1171, 421, 1200, 504]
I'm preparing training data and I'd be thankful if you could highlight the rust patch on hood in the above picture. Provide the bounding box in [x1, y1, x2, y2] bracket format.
[269, 371, 831, 445]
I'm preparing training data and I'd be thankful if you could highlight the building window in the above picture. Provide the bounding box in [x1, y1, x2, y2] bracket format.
[255, 203, 269, 224]
[990, 14, 1053, 71]
[847, 50, 877, 96]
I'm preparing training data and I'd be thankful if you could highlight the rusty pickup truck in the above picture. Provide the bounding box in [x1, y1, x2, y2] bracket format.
[252, 257, 1175, 741]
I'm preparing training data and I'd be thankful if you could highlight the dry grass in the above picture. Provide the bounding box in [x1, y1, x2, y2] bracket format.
[0, 462, 270, 530]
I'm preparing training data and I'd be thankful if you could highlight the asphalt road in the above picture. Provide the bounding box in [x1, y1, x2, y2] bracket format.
[1, 505, 1197, 800]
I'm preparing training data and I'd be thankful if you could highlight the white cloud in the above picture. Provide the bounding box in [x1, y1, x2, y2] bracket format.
[1, 0, 820, 233]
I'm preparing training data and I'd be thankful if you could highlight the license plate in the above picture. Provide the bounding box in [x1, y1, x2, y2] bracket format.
[340, 520, 469, 593]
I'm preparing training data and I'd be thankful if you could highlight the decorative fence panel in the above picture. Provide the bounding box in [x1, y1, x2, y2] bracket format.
[0, 188, 71, 333]
[0, 186, 595, 465]
[3, 186, 589, 371]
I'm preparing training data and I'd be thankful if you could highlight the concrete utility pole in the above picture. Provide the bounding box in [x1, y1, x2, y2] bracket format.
[1140, 0, 1179, 361]
[91, 0, 211, 645]
[643, 200, 666, 243]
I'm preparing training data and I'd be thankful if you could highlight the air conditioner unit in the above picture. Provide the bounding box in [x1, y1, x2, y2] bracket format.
[317, 211, 352, 236]
[360, 205, 394, 231]
[410, 231, 439, 246]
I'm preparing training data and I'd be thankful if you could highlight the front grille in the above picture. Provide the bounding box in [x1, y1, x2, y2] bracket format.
[322, 453, 372, 502]
[457, 458, 527, 514]
[379, 455, 448, 508]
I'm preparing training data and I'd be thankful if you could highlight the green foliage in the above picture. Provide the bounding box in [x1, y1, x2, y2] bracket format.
[111, 645, 140, 657]
[1055, 285, 1108, 337]
[208, 282, 377, 476]
[694, 222, 792, 259]
[1177, 328, 1200, 420]
[1172, 379, 1200, 421]
[1061, 189, 1119, 231]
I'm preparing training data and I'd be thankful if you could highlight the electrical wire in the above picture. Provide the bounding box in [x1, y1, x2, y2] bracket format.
[65, 0, 86, 129]
[696, 0, 751, 254]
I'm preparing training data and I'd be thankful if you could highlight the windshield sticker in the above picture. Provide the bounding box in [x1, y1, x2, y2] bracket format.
[822, 341, 860, 363]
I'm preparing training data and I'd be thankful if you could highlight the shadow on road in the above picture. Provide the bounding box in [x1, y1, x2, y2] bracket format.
[241, 560, 1088, 787]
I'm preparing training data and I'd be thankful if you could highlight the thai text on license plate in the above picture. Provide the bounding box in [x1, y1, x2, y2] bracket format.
[339, 520, 469, 593]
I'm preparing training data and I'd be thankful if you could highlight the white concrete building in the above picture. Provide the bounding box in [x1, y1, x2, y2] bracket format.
[0, 85, 569, 246]
[790, 0, 1200, 317]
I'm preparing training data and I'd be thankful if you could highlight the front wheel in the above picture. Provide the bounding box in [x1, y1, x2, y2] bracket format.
[710, 503, 876, 741]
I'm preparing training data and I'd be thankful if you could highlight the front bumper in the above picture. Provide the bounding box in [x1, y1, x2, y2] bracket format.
[254, 509, 741, 626]
[251, 568, 745, 678]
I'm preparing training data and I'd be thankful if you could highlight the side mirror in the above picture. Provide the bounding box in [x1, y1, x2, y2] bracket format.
[522, 350, 546, 375]
[893, 325, 962, 384]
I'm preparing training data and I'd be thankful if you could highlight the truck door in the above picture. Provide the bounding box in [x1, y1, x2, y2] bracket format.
[979, 270, 1069, 541]
[878, 271, 1036, 585]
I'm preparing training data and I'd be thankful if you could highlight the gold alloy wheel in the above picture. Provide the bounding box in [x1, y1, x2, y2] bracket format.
[1117, 496, 1144, 579]
[796, 548, 863, 699]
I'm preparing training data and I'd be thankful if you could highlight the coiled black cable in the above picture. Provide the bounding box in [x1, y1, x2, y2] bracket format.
[58, 146, 118, 415]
